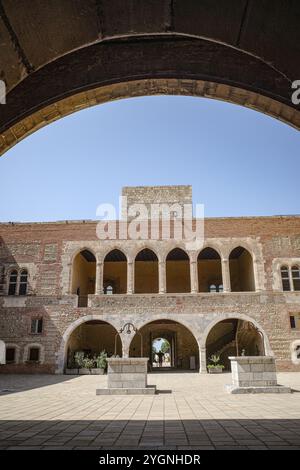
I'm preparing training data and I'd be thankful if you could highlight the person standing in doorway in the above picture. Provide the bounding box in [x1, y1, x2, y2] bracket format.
[157, 350, 164, 367]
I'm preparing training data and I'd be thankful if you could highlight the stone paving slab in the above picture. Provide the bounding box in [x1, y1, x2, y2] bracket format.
[0, 372, 300, 450]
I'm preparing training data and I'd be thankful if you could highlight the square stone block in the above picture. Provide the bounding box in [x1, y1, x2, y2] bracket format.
[229, 356, 279, 390]
[237, 364, 251, 372]
[250, 364, 265, 372]
[105, 357, 149, 391]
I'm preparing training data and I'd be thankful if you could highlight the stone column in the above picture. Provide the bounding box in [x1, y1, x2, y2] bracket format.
[221, 258, 231, 292]
[190, 260, 198, 293]
[159, 261, 166, 294]
[253, 258, 262, 291]
[200, 347, 207, 374]
[95, 262, 104, 294]
[127, 261, 134, 294]
[288, 265, 294, 292]
[67, 262, 72, 294]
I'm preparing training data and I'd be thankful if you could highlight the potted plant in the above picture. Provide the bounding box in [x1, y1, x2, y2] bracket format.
[207, 354, 225, 374]
[91, 350, 107, 375]
[79, 356, 94, 374]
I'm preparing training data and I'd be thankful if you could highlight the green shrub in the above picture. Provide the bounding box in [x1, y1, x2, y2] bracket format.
[74, 351, 85, 368]
[82, 357, 94, 369]
[95, 350, 107, 370]
[208, 354, 224, 369]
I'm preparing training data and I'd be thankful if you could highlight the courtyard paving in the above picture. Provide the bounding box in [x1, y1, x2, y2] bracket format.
[0, 372, 299, 450]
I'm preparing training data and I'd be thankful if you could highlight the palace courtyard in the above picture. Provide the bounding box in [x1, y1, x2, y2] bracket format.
[0, 372, 299, 450]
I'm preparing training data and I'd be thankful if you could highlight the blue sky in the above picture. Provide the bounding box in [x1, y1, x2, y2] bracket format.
[0, 95, 299, 222]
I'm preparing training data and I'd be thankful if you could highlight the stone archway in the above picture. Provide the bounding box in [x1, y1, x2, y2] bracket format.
[129, 318, 200, 372]
[55, 315, 122, 374]
[202, 314, 272, 372]
[1, 3, 299, 156]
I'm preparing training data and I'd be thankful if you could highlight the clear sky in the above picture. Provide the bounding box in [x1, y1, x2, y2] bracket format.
[0, 95, 299, 222]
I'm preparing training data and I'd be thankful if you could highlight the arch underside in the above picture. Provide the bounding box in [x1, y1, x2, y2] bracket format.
[0, 28, 299, 156]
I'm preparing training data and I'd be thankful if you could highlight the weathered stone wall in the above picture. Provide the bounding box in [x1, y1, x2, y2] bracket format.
[121, 185, 192, 220]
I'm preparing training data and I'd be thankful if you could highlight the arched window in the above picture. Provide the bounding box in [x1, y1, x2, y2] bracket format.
[166, 248, 190, 293]
[218, 284, 224, 293]
[71, 249, 96, 306]
[105, 285, 114, 295]
[229, 247, 255, 292]
[103, 249, 127, 294]
[281, 266, 291, 291]
[209, 284, 217, 293]
[198, 248, 222, 292]
[8, 270, 18, 295]
[134, 248, 158, 293]
[19, 269, 28, 295]
[292, 266, 300, 291]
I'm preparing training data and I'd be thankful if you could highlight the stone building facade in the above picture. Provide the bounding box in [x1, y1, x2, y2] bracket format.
[0, 186, 300, 374]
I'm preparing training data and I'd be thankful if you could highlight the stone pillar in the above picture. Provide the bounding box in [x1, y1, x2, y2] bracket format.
[190, 260, 198, 293]
[227, 356, 291, 393]
[127, 261, 134, 294]
[68, 262, 72, 294]
[96, 358, 156, 395]
[199, 347, 207, 374]
[0, 340, 5, 364]
[95, 262, 104, 294]
[158, 261, 166, 294]
[253, 258, 262, 291]
[121, 336, 130, 358]
[288, 265, 294, 292]
[221, 258, 231, 292]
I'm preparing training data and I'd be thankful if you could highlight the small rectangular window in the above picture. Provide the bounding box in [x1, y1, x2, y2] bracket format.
[29, 348, 40, 362]
[31, 318, 43, 334]
[6, 348, 15, 363]
[290, 316, 296, 329]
